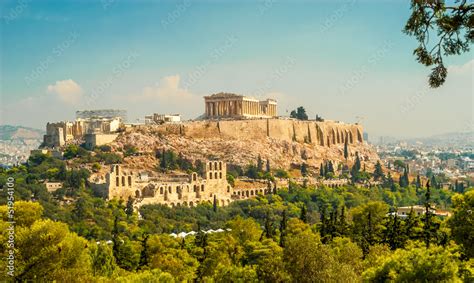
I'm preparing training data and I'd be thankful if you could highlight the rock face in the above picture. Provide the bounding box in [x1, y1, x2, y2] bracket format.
[112, 119, 379, 173]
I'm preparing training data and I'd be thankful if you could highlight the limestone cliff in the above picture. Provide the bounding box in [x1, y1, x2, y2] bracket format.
[111, 119, 379, 173]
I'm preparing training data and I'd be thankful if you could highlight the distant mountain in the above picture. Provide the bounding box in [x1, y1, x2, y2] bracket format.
[0, 125, 44, 167]
[0, 125, 44, 141]
[408, 131, 473, 147]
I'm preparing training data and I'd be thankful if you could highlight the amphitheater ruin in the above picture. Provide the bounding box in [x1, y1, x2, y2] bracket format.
[91, 160, 273, 208]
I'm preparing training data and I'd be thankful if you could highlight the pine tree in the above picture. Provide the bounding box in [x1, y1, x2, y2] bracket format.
[320, 163, 325, 178]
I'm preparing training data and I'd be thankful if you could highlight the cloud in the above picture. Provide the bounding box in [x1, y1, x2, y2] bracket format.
[142, 75, 194, 100]
[47, 79, 83, 104]
[448, 59, 474, 75]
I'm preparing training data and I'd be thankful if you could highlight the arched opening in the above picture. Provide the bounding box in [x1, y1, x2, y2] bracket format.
[219, 172, 222, 179]
[201, 185, 205, 191]
[190, 201, 194, 207]
[128, 176, 132, 186]
[116, 177, 119, 187]
[193, 185, 197, 192]
[192, 173, 197, 181]
[214, 161, 218, 170]
[168, 186, 172, 193]
[214, 172, 218, 179]
[219, 162, 222, 170]
[115, 165, 119, 175]
[160, 187, 163, 194]
[209, 172, 213, 179]
[121, 176, 125, 186]
[135, 190, 140, 198]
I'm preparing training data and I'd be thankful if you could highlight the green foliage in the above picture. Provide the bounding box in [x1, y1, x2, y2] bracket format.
[449, 190, 474, 258]
[2, 152, 472, 282]
[123, 144, 138, 157]
[290, 106, 309, 120]
[363, 243, 466, 282]
[275, 169, 289, 179]
[404, 0, 473, 87]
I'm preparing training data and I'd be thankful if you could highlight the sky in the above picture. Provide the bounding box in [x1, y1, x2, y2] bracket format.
[0, 0, 473, 139]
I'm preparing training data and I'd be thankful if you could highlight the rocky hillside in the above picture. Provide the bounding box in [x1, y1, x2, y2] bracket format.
[109, 120, 379, 174]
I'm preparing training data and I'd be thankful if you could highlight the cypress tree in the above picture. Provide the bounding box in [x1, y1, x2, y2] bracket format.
[416, 174, 422, 189]
[300, 204, 308, 223]
[266, 158, 271, 173]
[373, 160, 384, 181]
[279, 210, 288, 247]
[301, 163, 308, 177]
[125, 196, 134, 217]
[139, 233, 149, 268]
[424, 180, 433, 247]
[213, 195, 217, 213]
[344, 138, 349, 160]
[257, 155, 263, 172]
[320, 162, 325, 178]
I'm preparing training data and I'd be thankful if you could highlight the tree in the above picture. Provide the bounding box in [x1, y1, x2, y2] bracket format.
[363, 243, 465, 282]
[125, 196, 134, 217]
[3, 214, 93, 282]
[290, 106, 309, 120]
[265, 158, 271, 173]
[415, 174, 422, 189]
[257, 155, 263, 172]
[90, 242, 117, 277]
[423, 181, 436, 248]
[301, 163, 308, 177]
[373, 161, 385, 181]
[448, 190, 474, 258]
[344, 138, 349, 160]
[320, 163, 325, 178]
[279, 210, 288, 247]
[404, 0, 474, 88]
[300, 204, 308, 223]
[399, 166, 410, 188]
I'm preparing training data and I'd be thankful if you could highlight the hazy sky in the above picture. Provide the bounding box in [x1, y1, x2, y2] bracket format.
[1, 0, 472, 138]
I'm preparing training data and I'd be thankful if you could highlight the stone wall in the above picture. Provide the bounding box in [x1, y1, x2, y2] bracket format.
[160, 119, 365, 146]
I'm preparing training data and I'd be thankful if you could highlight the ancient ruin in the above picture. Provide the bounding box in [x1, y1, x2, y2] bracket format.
[43, 110, 126, 147]
[204, 93, 277, 119]
[91, 161, 272, 208]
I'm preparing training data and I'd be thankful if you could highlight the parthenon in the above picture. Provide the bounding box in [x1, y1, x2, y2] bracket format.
[204, 93, 277, 119]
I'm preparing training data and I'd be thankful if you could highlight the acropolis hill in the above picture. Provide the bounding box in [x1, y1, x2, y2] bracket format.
[43, 93, 379, 173]
[113, 118, 378, 173]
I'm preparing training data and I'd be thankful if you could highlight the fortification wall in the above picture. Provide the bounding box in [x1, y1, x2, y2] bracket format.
[174, 119, 363, 147]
